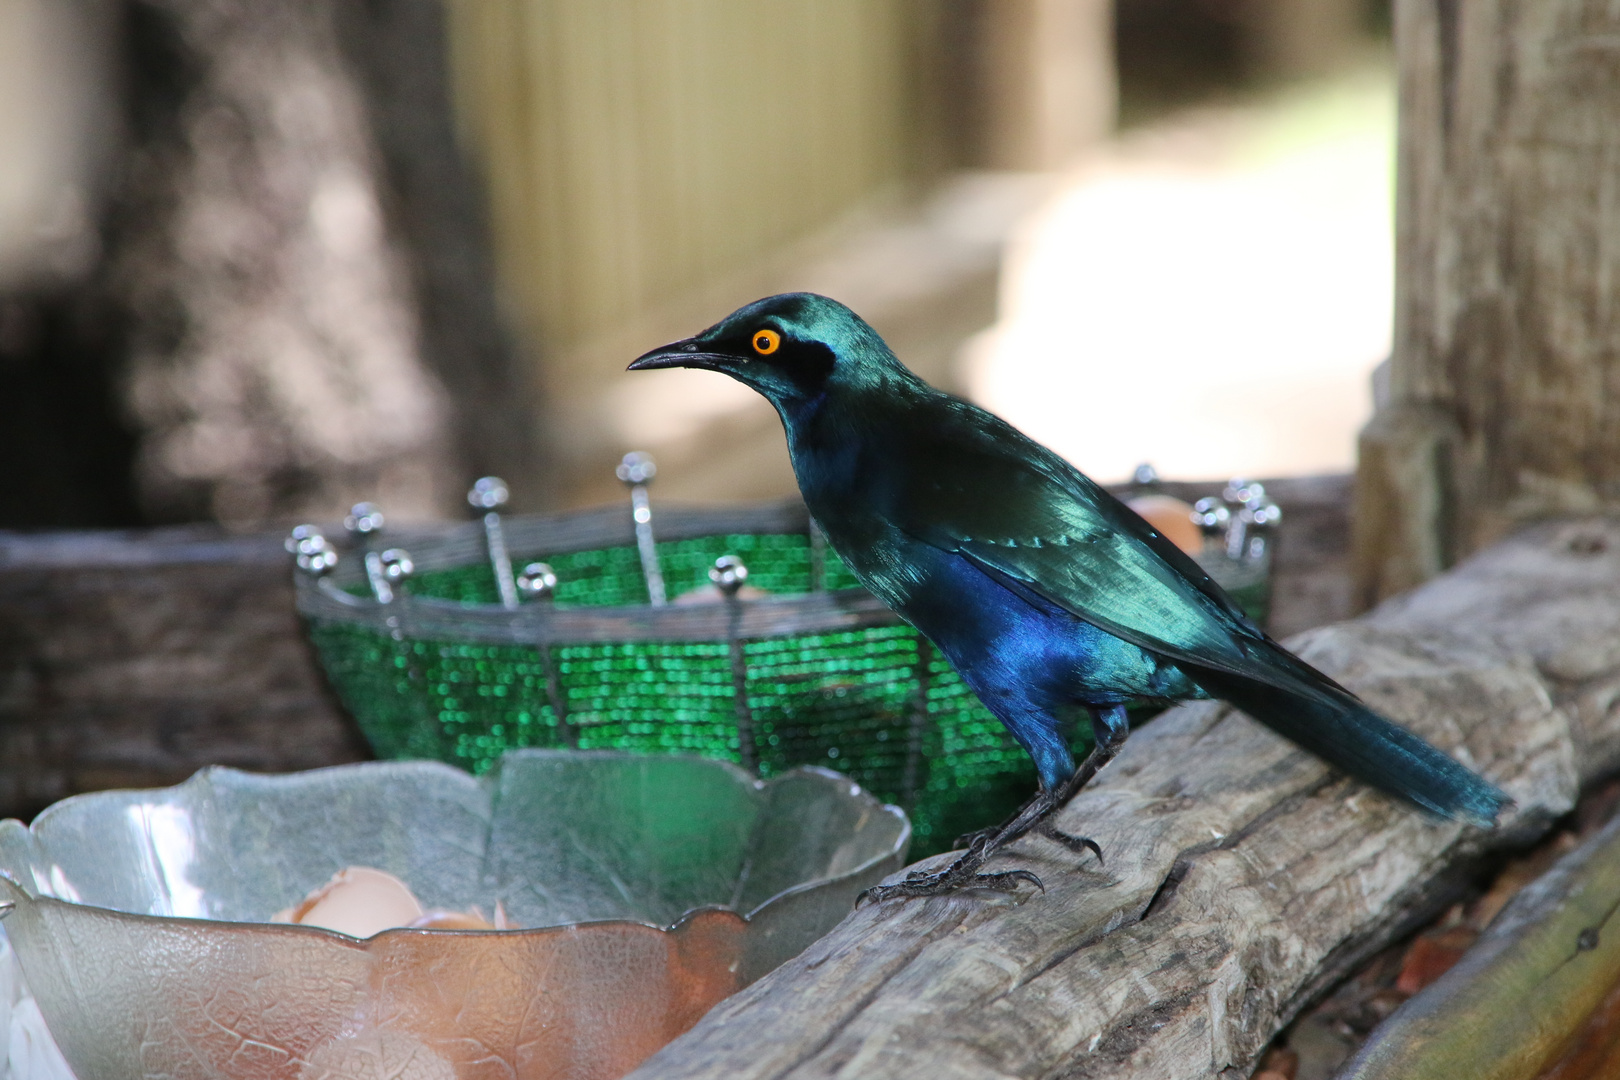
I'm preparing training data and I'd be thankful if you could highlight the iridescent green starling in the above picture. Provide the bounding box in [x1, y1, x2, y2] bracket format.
[630, 293, 1507, 900]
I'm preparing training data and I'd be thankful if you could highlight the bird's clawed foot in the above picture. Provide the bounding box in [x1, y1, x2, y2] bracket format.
[858, 865, 1043, 905]
[953, 824, 1000, 851]
[953, 822, 1104, 865]
[1038, 824, 1104, 865]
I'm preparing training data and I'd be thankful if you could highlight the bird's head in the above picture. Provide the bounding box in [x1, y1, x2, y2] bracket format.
[627, 293, 901, 415]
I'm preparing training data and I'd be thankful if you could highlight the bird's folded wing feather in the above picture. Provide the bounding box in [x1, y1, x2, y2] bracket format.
[873, 400, 1507, 824]
[885, 408, 1349, 702]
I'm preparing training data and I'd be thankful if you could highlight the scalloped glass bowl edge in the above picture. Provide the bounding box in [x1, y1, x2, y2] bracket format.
[0, 750, 909, 1080]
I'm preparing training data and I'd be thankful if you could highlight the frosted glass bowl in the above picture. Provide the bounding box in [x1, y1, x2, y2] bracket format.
[0, 751, 908, 1080]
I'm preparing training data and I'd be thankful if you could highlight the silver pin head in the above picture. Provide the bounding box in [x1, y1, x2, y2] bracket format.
[616, 452, 657, 486]
[345, 502, 385, 536]
[710, 555, 749, 595]
[468, 477, 510, 511]
[1243, 500, 1282, 530]
[1133, 462, 1159, 487]
[286, 526, 339, 574]
[1190, 497, 1230, 539]
[517, 562, 558, 599]
[285, 524, 321, 553]
[1223, 478, 1265, 507]
[379, 549, 414, 581]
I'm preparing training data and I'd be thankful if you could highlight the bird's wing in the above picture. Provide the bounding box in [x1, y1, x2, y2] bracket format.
[868, 396, 1509, 826]
[884, 401, 1332, 693]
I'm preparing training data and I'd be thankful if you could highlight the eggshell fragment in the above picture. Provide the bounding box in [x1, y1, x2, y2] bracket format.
[409, 901, 521, 931]
[411, 910, 494, 930]
[273, 867, 424, 939]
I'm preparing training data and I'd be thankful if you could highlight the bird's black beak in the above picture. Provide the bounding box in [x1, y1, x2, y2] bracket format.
[627, 338, 733, 372]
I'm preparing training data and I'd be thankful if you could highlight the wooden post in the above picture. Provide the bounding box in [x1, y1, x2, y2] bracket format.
[976, 0, 1115, 170]
[1240, 0, 1367, 79]
[1354, 0, 1620, 608]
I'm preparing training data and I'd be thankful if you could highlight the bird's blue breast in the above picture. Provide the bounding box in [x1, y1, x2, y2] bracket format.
[891, 538, 1189, 705]
[826, 522, 1196, 788]
[785, 402, 1200, 786]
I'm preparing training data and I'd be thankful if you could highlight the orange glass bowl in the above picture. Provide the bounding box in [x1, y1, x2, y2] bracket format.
[0, 752, 908, 1080]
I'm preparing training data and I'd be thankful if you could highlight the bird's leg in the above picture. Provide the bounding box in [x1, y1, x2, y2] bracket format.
[953, 795, 1041, 852]
[1023, 703, 1130, 862]
[1035, 823, 1105, 863]
[860, 705, 1128, 903]
[956, 704, 1128, 852]
[951, 803, 1104, 863]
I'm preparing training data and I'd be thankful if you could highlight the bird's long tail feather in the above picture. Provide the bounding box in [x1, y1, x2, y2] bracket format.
[1186, 663, 1509, 827]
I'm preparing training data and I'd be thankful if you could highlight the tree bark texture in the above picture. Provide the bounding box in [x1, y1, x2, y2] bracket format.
[1356, 0, 1620, 607]
[107, 0, 535, 527]
[974, 0, 1115, 170]
[332, 0, 548, 506]
[630, 518, 1620, 1080]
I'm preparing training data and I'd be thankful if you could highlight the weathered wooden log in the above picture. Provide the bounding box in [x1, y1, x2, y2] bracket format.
[0, 527, 365, 822]
[631, 518, 1620, 1080]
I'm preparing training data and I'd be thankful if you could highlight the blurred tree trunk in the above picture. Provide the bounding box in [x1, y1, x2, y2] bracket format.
[0, 0, 540, 529]
[0, 0, 140, 528]
[114, 0, 457, 525]
[1354, 0, 1620, 608]
[0, 290, 144, 527]
[333, 0, 548, 508]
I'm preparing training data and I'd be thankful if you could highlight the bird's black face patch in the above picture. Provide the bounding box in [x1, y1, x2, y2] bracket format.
[761, 335, 836, 396]
[698, 325, 837, 403]
[627, 293, 851, 409]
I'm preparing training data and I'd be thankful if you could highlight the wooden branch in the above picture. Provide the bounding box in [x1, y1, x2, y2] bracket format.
[632, 519, 1620, 1080]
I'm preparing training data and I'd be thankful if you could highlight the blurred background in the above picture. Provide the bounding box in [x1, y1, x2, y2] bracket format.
[0, 0, 1393, 529]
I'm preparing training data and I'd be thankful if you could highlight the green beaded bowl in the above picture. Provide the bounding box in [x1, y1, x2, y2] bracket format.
[295, 499, 1065, 856]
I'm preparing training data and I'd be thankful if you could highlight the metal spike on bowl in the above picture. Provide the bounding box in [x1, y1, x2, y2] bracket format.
[516, 562, 575, 747]
[709, 554, 749, 596]
[1190, 497, 1231, 548]
[1237, 492, 1283, 564]
[370, 549, 415, 606]
[469, 477, 520, 610]
[516, 561, 558, 601]
[286, 525, 339, 575]
[345, 502, 385, 540]
[1221, 478, 1262, 561]
[345, 504, 400, 603]
[712, 555, 758, 771]
[617, 451, 667, 606]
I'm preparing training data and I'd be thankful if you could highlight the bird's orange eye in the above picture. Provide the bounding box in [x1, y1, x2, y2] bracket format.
[752, 328, 781, 355]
